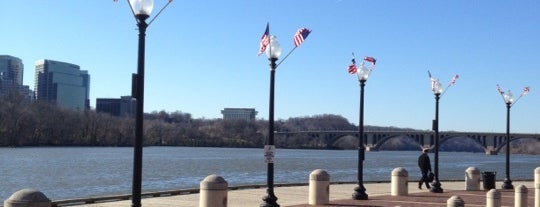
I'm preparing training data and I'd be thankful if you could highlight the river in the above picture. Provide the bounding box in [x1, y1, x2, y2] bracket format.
[0, 147, 538, 201]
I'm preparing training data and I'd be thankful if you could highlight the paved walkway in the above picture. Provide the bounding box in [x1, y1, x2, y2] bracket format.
[69, 181, 534, 207]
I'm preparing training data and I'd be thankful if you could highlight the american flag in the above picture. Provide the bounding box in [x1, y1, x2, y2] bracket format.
[449, 74, 459, 86]
[522, 86, 530, 96]
[348, 53, 357, 74]
[363, 56, 376, 65]
[293, 28, 311, 47]
[257, 23, 270, 56]
[497, 84, 504, 95]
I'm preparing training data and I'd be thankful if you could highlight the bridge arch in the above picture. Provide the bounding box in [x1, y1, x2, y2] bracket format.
[494, 136, 540, 153]
[368, 135, 423, 151]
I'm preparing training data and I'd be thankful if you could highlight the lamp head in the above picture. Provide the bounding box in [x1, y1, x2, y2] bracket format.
[357, 62, 370, 81]
[130, 0, 154, 17]
[432, 79, 443, 95]
[503, 90, 514, 104]
[266, 35, 282, 60]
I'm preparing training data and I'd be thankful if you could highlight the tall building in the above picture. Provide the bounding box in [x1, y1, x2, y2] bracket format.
[221, 108, 258, 121]
[96, 96, 136, 117]
[0, 55, 33, 100]
[35, 59, 90, 110]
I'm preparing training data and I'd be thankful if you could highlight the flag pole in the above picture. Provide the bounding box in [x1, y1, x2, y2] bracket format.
[275, 47, 297, 69]
[511, 94, 523, 107]
[147, 0, 173, 26]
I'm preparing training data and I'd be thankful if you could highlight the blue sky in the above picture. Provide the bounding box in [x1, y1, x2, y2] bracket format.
[1, 1, 539, 133]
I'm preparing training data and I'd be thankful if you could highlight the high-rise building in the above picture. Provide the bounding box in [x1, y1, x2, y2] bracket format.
[96, 96, 136, 117]
[0, 55, 33, 100]
[221, 108, 258, 121]
[35, 59, 90, 110]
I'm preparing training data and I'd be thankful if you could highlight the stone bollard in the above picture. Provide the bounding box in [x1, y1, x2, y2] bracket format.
[309, 169, 330, 205]
[4, 189, 51, 207]
[535, 167, 539, 207]
[486, 189, 501, 207]
[465, 167, 481, 191]
[391, 167, 408, 196]
[515, 185, 528, 207]
[447, 195, 465, 207]
[199, 174, 228, 207]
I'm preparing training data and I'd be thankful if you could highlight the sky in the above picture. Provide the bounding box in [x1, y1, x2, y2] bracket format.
[1, 0, 539, 133]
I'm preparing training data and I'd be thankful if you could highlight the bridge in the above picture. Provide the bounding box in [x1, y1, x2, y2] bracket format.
[275, 130, 540, 155]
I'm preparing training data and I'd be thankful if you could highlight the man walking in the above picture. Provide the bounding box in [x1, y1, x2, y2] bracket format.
[417, 149, 432, 189]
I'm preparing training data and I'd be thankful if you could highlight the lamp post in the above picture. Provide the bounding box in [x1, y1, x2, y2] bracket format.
[261, 35, 281, 207]
[129, 1, 153, 207]
[430, 79, 443, 193]
[352, 62, 370, 200]
[501, 90, 514, 190]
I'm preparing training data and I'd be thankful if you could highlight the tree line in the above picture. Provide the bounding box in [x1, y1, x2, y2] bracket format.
[0, 93, 359, 148]
[2, 93, 537, 153]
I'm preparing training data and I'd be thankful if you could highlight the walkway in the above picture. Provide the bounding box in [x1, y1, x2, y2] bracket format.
[67, 181, 534, 207]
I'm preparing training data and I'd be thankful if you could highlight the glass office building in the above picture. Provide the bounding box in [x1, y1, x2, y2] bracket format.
[35, 59, 90, 110]
[0, 55, 33, 100]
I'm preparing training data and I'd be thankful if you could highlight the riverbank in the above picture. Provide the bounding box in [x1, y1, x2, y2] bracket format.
[52, 180, 535, 207]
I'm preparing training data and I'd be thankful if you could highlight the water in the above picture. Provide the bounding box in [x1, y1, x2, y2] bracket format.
[0, 147, 538, 201]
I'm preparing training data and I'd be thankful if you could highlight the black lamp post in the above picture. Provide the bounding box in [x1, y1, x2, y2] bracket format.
[430, 78, 443, 193]
[129, 1, 153, 207]
[352, 62, 371, 200]
[501, 91, 514, 190]
[261, 35, 281, 207]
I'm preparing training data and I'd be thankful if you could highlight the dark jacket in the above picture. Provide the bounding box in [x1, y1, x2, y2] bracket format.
[418, 153, 432, 173]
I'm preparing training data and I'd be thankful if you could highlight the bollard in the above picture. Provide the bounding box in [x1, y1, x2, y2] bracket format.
[465, 167, 481, 191]
[515, 185, 528, 207]
[391, 167, 408, 196]
[308, 169, 330, 205]
[4, 189, 51, 207]
[199, 174, 228, 207]
[486, 189, 501, 207]
[535, 167, 539, 207]
[447, 195, 465, 207]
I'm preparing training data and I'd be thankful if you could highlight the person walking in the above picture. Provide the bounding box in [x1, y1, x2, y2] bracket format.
[417, 149, 432, 189]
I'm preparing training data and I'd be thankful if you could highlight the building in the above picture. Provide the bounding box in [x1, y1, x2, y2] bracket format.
[0, 55, 33, 100]
[221, 108, 258, 121]
[96, 96, 136, 117]
[34, 59, 90, 110]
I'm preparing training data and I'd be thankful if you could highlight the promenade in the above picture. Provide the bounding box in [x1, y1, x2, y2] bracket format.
[67, 180, 535, 207]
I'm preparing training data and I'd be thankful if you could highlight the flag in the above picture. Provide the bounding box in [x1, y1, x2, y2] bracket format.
[427, 70, 432, 79]
[522, 86, 530, 96]
[348, 53, 357, 74]
[363, 56, 376, 65]
[449, 74, 459, 86]
[497, 84, 504, 94]
[293, 28, 311, 47]
[257, 23, 270, 56]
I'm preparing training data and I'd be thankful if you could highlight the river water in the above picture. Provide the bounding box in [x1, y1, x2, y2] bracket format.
[0, 147, 538, 201]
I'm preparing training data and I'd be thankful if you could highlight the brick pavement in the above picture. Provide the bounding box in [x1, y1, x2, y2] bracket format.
[288, 188, 534, 207]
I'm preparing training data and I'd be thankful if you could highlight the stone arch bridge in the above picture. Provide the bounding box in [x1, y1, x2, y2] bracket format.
[275, 130, 540, 155]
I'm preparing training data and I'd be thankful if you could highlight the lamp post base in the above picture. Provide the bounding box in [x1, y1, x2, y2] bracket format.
[430, 181, 443, 193]
[352, 185, 368, 200]
[501, 178, 513, 189]
[260, 192, 279, 207]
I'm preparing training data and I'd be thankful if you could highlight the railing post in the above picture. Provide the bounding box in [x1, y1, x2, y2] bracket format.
[391, 167, 408, 196]
[515, 185, 528, 207]
[535, 167, 539, 207]
[486, 189, 501, 207]
[4, 189, 51, 207]
[309, 169, 330, 205]
[199, 175, 228, 207]
[447, 195, 465, 207]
